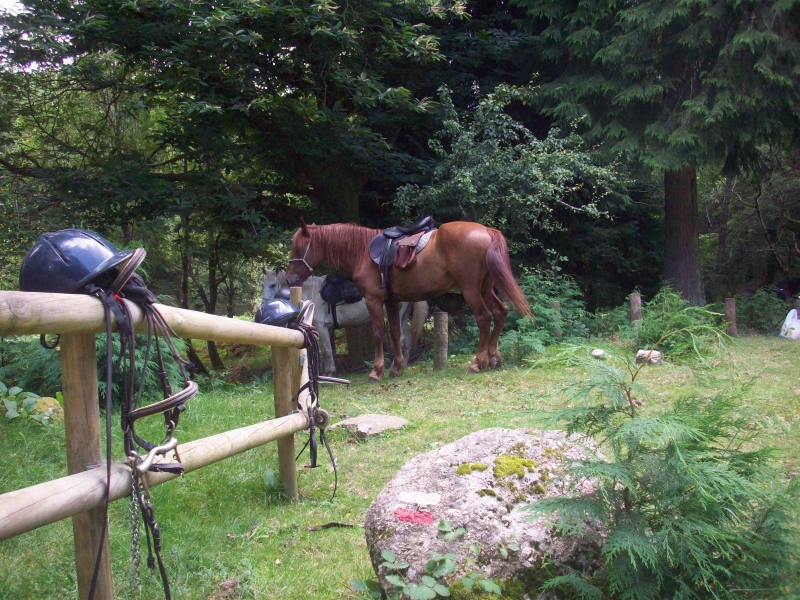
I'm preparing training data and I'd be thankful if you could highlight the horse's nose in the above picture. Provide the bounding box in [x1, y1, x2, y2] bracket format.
[286, 273, 301, 287]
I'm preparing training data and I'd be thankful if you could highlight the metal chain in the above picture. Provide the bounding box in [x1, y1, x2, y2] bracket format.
[129, 460, 142, 590]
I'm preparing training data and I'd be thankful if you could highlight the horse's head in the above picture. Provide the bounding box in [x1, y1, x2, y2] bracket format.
[286, 219, 323, 287]
[262, 266, 287, 301]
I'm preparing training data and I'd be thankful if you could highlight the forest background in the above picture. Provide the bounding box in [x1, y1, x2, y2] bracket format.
[0, 0, 798, 372]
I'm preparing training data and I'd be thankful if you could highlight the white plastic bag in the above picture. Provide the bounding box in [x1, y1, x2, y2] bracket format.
[779, 309, 800, 339]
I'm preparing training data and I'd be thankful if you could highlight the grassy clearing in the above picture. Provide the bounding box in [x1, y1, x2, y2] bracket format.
[1, 335, 799, 599]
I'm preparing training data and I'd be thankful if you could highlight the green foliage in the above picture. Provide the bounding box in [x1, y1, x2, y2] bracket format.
[519, 0, 800, 172]
[460, 572, 502, 595]
[631, 287, 727, 358]
[500, 266, 590, 361]
[0, 380, 46, 424]
[529, 345, 800, 600]
[0, 334, 186, 403]
[0, 337, 63, 396]
[396, 85, 625, 250]
[353, 550, 460, 600]
[733, 290, 791, 335]
[438, 520, 465, 541]
[589, 304, 630, 339]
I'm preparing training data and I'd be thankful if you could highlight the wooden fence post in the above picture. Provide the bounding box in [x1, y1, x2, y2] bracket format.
[271, 291, 301, 501]
[630, 293, 642, 326]
[60, 332, 113, 600]
[724, 297, 737, 337]
[433, 312, 448, 370]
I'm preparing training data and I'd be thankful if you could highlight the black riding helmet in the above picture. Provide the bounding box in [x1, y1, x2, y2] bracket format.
[19, 229, 143, 294]
[255, 298, 300, 327]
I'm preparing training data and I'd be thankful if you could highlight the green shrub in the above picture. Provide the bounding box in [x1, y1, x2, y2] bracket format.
[529, 340, 800, 600]
[734, 289, 792, 334]
[589, 303, 630, 338]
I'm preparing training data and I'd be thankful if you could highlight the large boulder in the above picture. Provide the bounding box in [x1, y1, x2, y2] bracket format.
[364, 429, 602, 598]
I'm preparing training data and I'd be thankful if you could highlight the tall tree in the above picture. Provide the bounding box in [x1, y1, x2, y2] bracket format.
[515, 0, 800, 304]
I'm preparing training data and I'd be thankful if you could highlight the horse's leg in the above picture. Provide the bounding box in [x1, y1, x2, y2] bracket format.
[399, 302, 412, 365]
[313, 309, 336, 374]
[460, 286, 493, 374]
[386, 301, 405, 378]
[483, 278, 509, 370]
[366, 295, 388, 383]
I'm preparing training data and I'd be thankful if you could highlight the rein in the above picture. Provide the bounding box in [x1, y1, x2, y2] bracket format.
[287, 302, 348, 500]
[80, 273, 196, 600]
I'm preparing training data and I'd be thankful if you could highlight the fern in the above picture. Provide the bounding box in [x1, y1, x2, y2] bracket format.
[0, 334, 187, 404]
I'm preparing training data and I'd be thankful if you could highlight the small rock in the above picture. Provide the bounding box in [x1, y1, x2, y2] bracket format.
[32, 397, 64, 421]
[591, 349, 607, 360]
[635, 349, 663, 364]
[328, 414, 408, 438]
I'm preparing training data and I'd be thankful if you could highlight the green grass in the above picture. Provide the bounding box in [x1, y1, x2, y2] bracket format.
[1, 336, 799, 599]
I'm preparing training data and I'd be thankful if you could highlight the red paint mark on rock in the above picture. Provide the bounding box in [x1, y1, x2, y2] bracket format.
[394, 508, 435, 525]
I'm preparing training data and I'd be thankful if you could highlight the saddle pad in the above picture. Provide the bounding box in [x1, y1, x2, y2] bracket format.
[397, 231, 426, 248]
[395, 230, 436, 269]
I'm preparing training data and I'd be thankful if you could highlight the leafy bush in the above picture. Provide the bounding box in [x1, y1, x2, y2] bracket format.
[530, 342, 800, 600]
[0, 334, 188, 404]
[500, 267, 590, 361]
[395, 85, 625, 251]
[734, 289, 792, 334]
[1, 380, 49, 424]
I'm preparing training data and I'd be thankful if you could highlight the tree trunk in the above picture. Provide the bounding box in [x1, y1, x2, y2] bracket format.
[715, 175, 731, 274]
[663, 167, 706, 305]
[180, 235, 209, 376]
[206, 251, 225, 371]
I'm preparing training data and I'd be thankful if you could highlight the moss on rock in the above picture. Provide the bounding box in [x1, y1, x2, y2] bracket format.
[456, 462, 489, 475]
[493, 455, 536, 479]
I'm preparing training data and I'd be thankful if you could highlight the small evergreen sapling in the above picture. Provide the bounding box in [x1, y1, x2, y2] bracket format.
[528, 330, 800, 600]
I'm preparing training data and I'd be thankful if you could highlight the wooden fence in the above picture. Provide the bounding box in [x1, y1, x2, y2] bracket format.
[0, 289, 312, 600]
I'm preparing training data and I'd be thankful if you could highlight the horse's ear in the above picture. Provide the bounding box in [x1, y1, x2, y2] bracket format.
[262, 266, 267, 275]
[275, 266, 282, 274]
[299, 217, 309, 234]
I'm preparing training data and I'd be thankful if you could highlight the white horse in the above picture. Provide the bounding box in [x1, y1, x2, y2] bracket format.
[262, 268, 428, 375]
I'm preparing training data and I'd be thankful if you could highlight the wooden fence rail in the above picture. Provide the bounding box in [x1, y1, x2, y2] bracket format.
[0, 290, 311, 600]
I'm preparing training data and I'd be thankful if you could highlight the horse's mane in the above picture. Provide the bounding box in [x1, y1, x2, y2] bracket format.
[307, 223, 379, 272]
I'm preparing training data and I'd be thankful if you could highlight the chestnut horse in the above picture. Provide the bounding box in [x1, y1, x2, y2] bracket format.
[285, 220, 532, 382]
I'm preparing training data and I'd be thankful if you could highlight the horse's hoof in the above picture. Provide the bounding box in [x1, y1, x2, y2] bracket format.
[489, 356, 501, 370]
[466, 363, 481, 374]
[368, 373, 382, 383]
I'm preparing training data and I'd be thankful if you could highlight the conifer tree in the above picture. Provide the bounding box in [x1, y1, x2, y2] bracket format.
[514, 0, 800, 304]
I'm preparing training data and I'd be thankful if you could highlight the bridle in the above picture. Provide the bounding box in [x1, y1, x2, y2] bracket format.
[288, 238, 314, 275]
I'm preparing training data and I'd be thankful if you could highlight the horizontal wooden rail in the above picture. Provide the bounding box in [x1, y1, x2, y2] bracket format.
[0, 410, 310, 541]
[0, 291, 304, 348]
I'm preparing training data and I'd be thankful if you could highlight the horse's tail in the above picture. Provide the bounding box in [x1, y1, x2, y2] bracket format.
[486, 229, 532, 317]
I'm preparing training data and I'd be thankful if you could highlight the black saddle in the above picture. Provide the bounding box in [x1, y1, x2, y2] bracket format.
[368, 216, 436, 294]
[381, 216, 435, 239]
